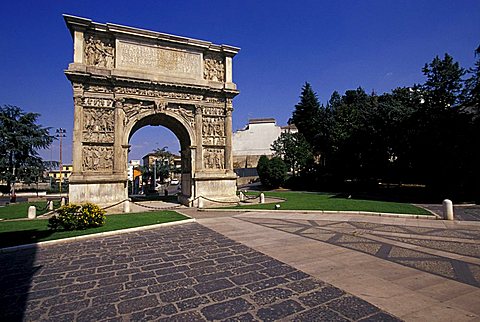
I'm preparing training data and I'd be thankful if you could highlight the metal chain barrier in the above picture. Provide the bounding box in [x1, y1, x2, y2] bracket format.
[192, 195, 240, 205]
[130, 200, 184, 211]
[102, 199, 130, 211]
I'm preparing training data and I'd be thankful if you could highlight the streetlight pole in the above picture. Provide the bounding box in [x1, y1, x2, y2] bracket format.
[56, 128, 66, 196]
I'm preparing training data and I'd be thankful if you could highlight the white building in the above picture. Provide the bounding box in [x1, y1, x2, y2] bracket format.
[127, 160, 141, 181]
[232, 118, 297, 169]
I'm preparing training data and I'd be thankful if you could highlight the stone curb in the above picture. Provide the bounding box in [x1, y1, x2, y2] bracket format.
[0, 218, 196, 254]
[199, 208, 441, 220]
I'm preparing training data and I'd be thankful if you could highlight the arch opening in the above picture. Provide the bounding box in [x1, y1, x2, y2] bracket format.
[127, 112, 195, 202]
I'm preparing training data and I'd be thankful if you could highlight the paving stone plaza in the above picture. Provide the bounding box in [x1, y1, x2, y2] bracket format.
[1, 209, 480, 321]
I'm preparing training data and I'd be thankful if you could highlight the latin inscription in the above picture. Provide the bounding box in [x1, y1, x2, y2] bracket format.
[117, 41, 202, 78]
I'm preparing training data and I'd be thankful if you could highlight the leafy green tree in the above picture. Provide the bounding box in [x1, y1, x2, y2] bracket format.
[0, 105, 53, 194]
[271, 132, 312, 176]
[290, 82, 321, 146]
[256, 156, 287, 189]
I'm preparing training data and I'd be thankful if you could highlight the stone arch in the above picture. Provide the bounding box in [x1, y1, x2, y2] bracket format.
[125, 107, 196, 200]
[64, 15, 240, 207]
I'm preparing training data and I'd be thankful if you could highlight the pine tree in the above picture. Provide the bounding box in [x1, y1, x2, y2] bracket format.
[290, 82, 320, 146]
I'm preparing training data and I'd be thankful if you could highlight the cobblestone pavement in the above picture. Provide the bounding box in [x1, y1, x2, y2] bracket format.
[0, 223, 400, 321]
[237, 218, 480, 287]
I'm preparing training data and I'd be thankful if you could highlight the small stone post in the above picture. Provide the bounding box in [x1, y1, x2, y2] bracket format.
[60, 197, 66, 207]
[28, 206, 36, 219]
[123, 199, 131, 213]
[48, 200, 54, 211]
[239, 191, 245, 202]
[260, 193, 265, 204]
[198, 197, 204, 209]
[442, 199, 454, 220]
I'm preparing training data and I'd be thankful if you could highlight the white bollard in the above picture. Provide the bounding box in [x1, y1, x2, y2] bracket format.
[123, 199, 131, 213]
[442, 199, 454, 220]
[48, 200, 54, 211]
[239, 191, 245, 202]
[260, 193, 265, 204]
[198, 197, 204, 209]
[28, 206, 36, 219]
[60, 197, 66, 207]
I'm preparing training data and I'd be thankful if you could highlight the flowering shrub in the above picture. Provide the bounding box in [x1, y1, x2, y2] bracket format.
[48, 203, 106, 231]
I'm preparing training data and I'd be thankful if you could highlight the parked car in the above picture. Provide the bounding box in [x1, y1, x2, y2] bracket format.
[170, 178, 180, 185]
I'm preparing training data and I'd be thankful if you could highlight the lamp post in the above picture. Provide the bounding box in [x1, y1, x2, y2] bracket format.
[56, 128, 66, 195]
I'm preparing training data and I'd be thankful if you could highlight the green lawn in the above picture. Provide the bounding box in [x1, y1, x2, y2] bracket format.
[0, 211, 188, 248]
[0, 200, 61, 220]
[236, 191, 431, 215]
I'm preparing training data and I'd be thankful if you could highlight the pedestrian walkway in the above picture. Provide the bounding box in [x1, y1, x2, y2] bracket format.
[420, 204, 480, 221]
[194, 210, 480, 321]
[0, 222, 398, 321]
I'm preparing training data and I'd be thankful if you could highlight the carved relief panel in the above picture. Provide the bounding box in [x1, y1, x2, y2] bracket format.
[83, 108, 115, 143]
[121, 99, 195, 130]
[82, 98, 115, 143]
[204, 53, 225, 82]
[82, 145, 114, 172]
[203, 148, 225, 170]
[202, 117, 225, 146]
[84, 34, 115, 68]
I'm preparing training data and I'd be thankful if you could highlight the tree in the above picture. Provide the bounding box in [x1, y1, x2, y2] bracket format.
[152, 146, 173, 183]
[290, 82, 321, 146]
[463, 45, 480, 114]
[271, 132, 312, 176]
[256, 156, 287, 189]
[422, 53, 465, 109]
[0, 105, 53, 194]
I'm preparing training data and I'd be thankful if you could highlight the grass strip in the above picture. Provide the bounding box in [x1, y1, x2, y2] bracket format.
[0, 211, 187, 248]
[236, 191, 431, 215]
[0, 201, 62, 220]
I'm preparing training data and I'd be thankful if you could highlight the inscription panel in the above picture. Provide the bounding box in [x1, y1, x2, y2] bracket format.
[117, 41, 202, 79]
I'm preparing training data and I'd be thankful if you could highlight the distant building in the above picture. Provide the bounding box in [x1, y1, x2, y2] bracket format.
[127, 160, 141, 182]
[48, 164, 73, 183]
[232, 118, 297, 169]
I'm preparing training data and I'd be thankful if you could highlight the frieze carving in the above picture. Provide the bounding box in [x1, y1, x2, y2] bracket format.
[85, 34, 115, 68]
[85, 85, 112, 93]
[115, 87, 203, 101]
[202, 107, 224, 116]
[83, 108, 115, 143]
[203, 148, 224, 170]
[84, 98, 114, 108]
[82, 146, 113, 171]
[204, 97, 226, 104]
[204, 53, 225, 82]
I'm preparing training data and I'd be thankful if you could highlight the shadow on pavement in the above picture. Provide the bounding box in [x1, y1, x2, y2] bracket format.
[0, 246, 39, 321]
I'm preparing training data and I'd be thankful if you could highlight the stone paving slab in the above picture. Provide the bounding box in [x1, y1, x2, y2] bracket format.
[0, 223, 399, 321]
[196, 212, 480, 321]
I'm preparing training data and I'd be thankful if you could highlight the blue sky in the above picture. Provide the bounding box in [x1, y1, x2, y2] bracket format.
[1, 0, 479, 163]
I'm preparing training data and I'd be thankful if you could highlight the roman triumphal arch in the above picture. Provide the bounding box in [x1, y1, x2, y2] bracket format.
[64, 15, 240, 206]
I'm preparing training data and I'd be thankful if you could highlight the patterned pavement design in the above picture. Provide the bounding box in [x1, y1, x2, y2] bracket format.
[419, 204, 480, 221]
[0, 223, 401, 321]
[238, 218, 480, 288]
